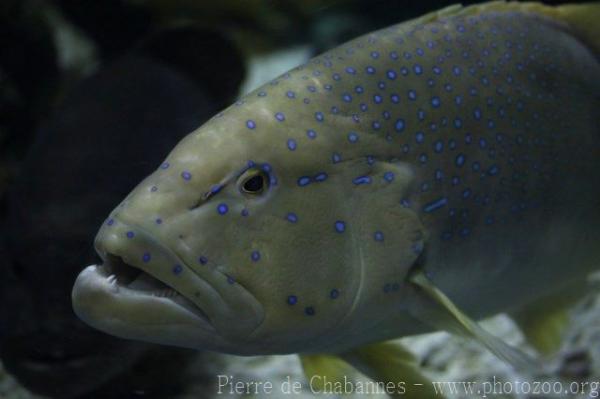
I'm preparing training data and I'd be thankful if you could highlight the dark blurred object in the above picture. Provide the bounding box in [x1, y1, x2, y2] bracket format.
[0, 26, 244, 398]
[0, 0, 59, 192]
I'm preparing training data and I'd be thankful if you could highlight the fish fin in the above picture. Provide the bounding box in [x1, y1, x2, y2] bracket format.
[299, 354, 356, 392]
[407, 269, 543, 373]
[552, 2, 600, 55]
[511, 280, 588, 355]
[342, 341, 442, 398]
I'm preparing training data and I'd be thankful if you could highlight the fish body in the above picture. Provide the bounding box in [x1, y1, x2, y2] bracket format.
[73, 2, 600, 357]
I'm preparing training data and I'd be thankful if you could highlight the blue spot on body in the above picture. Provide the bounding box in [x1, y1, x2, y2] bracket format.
[342, 93, 352, 102]
[287, 139, 297, 151]
[172, 264, 183, 275]
[315, 112, 324, 122]
[307, 129, 317, 139]
[241, 209, 249, 217]
[287, 295, 298, 305]
[160, 162, 170, 170]
[431, 96, 441, 108]
[413, 64, 423, 74]
[314, 172, 328, 182]
[455, 154, 466, 167]
[386, 70, 397, 80]
[198, 256, 208, 265]
[353, 176, 372, 185]
[423, 197, 448, 213]
[390, 94, 400, 104]
[142, 253, 151, 263]
[155, 218, 162, 224]
[297, 176, 311, 186]
[394, 119, 405, 132]
[126, 231, 134, 239]
[415, 131, 425, 144]
[286, 212, 298, 223]
[348, 132, 359, 143]
[374, 231, 384, 241]
[305, 307, 315, 316]
[330, 289, 340, 299]
[488, 164, 499, 176]
[383, 171, 394, 182]
[332, 153, 342, 163]
[251, 251, 261, 262]
[335, 221, 346, 233]
[275, 112, 285, 121]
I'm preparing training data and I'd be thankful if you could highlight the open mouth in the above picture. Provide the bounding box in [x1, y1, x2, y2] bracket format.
[95, 253, 212, 327]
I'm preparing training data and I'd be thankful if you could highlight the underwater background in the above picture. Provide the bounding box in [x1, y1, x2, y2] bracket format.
[0, 0, 598, 398]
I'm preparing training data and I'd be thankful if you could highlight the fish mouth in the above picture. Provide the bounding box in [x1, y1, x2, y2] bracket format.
[93, 253, 213, 328]
[72, 218, 265, 351]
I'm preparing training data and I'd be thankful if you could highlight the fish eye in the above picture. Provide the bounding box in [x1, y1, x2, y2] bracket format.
[239, 169, 269, 195]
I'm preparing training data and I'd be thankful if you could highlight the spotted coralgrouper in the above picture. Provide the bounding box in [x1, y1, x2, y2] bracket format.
[73, 0, 600, 380]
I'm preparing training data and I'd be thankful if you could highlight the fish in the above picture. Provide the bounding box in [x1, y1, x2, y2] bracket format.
[72, 0, 600, 391]
[1, 26, 245, 398]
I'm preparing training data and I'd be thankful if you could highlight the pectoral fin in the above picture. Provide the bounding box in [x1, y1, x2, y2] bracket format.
[407, 269, 542, 373]
[511, 280, 588, 355]
[342, 341, 441, 398]
[299, 354, 357, 393]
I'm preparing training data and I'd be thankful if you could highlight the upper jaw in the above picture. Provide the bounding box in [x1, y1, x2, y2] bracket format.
[71, 216, 265, 351]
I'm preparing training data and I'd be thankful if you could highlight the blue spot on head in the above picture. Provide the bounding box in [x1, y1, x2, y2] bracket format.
[334, 221, 346, 233]
[155, 218, 162, 225]
[217, 203, 228, 215]
[348, 132, 359, 143]
[241, 208, 249, 217]
[401, 198, 411, 208]
[370, 51, 379, 59]
[181, 171, 192, 181]
[455, 153, 466, 167]
[150, 186, 158, 192]
[286, 212, 298, 223]
[287, 295, 298, 305]
[160, 162, 170, 170]
[126, 231, 135, 239]
[434, 140, 444, 153]
[275, 112, 285, 122]
[431, 96, 441, 108]
[342, 93, 352, 102]
[287, 138, 297, 151]
[142, 252, 151, 263]
[394, 119, 405, 132]
[383, 171, 394, 182]
[315, 112, 324, 122]
[286, 90, 295, 98]
[330, 289, 340, 299]
[172, 264, 183, 275]
[198, 256, 208, 265]
[306, 129, 317, 139]
[251, 251, 261, 262]
[297, 176, 311, 186]
[374, 231, 384, 241]
[305, 307, 315, 316]
[366, 66, 376, 74]
[245, 120, 256, 130]
[345, 66, 356, 74]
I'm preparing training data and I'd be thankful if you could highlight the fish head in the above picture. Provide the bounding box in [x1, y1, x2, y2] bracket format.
[73, 90, 426, 355]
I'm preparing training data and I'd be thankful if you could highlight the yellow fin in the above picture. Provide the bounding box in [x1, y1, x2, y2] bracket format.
[299, 354, 356, 393]
[342, 341, 441, 399]
[408, 270, 542, 372]
[511, 281, 587, 355]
